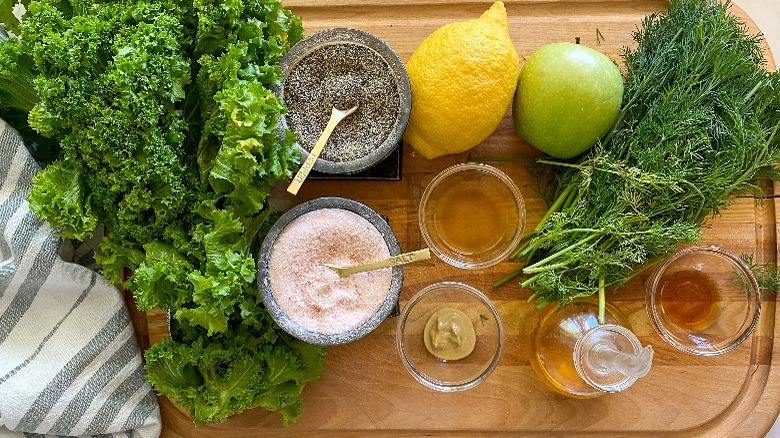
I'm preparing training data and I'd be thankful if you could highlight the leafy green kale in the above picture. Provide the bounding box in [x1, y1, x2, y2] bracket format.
[0, 0, 320, 426]
[499, 0, 780, 308]
[0, 36, 36, 112]
[146, 312, 325, 426]
[27, 157, 97, 240]
[0, 34, 60, 164]
[25, 0, 190, 245]
[0, 0, 30, 35]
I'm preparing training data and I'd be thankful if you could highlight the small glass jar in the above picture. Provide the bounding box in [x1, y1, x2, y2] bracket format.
[528, 298, 652, 398]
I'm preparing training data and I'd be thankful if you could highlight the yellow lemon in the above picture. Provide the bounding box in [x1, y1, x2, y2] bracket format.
[403, 1, 519, 159]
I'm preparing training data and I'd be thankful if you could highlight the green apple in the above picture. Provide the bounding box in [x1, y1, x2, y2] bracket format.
[513, 42, 624, 159]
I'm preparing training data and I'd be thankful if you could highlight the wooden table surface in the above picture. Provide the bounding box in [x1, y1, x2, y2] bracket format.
[127, 1, 780, 436]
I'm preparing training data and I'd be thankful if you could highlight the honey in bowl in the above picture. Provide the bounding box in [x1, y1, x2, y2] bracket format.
[432, 182, 509, 255]
[659, 270, 720, 331]
[420, 163, 525, 269]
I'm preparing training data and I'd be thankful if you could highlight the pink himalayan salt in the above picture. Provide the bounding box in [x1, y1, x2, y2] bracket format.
[268, 208, 392, 335]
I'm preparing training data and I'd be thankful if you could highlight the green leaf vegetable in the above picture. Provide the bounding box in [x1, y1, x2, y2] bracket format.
[497, 0, 780, 308]
[0, 0, 324, 426]
[0, 32, 59, 164]
[146, 287, 326, 426]
[0, 0, 29, 35]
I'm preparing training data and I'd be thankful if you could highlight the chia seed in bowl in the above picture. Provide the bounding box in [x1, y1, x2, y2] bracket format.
[275, 28, 411, 175]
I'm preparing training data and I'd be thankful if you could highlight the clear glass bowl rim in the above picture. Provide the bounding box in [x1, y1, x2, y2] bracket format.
[418, 162, 526, 269]
[645, 244, 761, 356]
[396, 281, 505, 392]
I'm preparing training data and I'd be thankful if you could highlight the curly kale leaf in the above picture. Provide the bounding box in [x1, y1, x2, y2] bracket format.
[14, 0, 312, 426]
[28, 158, 97, 240]
[24, 0, 190, 243]
[0, 36, 37, 112]
[145, 315, 326, 426]
[206, 82, 298, 218]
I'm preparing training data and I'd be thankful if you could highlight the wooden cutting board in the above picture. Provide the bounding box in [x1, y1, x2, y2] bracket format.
[126, 1, 780, 436]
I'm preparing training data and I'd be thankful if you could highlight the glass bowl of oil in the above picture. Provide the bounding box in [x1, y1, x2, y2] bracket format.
[418, 163, 525, 269]
[396, 282, 504, 391]
[646, 245, 761, 356]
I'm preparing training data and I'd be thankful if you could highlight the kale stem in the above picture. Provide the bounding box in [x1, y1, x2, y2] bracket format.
[493, 268, 523, 288]
[598, 278, 605, 325]
[523, 233, 601, 272]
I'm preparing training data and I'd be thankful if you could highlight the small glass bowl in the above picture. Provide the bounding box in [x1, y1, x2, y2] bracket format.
[646, 245, 761, 356]
[418, 163, 526, 269]
[396, 282, 504, 391]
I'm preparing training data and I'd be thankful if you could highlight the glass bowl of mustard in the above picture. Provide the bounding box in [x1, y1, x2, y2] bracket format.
[396, 282, 504, 392]
[646, 245, 761, 356]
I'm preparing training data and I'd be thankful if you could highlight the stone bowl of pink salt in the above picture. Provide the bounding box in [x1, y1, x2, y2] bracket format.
[258, 197, 403, 345]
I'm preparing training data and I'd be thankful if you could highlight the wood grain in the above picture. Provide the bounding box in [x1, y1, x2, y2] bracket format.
[127, 1, 780, 436]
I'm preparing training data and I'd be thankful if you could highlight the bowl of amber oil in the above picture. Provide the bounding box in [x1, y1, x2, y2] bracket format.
[257, 197, 404, 346]
[646, 245, 761, 356]
[396, 282, 504, 391]
[274, 28, 412, 174]
[418, 162, 526, 269]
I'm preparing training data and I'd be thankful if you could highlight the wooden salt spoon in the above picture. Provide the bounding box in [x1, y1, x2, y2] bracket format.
[323, 248, 431, 278]
[287, 105, 358, 195]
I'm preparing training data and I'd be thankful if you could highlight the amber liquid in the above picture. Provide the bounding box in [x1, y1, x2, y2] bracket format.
[528, 299, 630, 398]
[433, 184, 510, 255]
[659, 270, 719, 331]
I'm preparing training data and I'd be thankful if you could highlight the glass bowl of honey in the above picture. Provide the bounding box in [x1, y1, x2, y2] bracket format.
[645, 245, 761, 356]
[396, 282, 504, 391]
[418, 163, 526, 269]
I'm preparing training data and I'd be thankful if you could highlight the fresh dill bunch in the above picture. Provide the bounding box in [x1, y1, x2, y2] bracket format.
[499, 0, 780, 309]
[741, 253, 780, 293]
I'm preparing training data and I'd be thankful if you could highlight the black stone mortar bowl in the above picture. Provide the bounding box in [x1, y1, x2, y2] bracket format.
[257, 196, 404, 345]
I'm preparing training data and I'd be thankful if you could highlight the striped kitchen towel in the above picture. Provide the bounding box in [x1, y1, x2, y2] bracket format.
[0, 119, 161, 437]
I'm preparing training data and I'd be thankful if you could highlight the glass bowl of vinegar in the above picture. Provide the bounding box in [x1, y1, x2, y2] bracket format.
[646, 245, 761, 356]
[418, 163, 525, 269]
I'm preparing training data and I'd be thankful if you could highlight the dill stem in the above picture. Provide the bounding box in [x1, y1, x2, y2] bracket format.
[535, 183, 575, 233]
[598, 278, 605, 325]
[523, 260, 572, 274]
[510, 230, 540, 259]
[523, 233, 601, 272]
[510, 183, 577, 261]
[521, 272, 541, 288]
[743, 79, 764, 103]
[493, 269, 523, 288]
